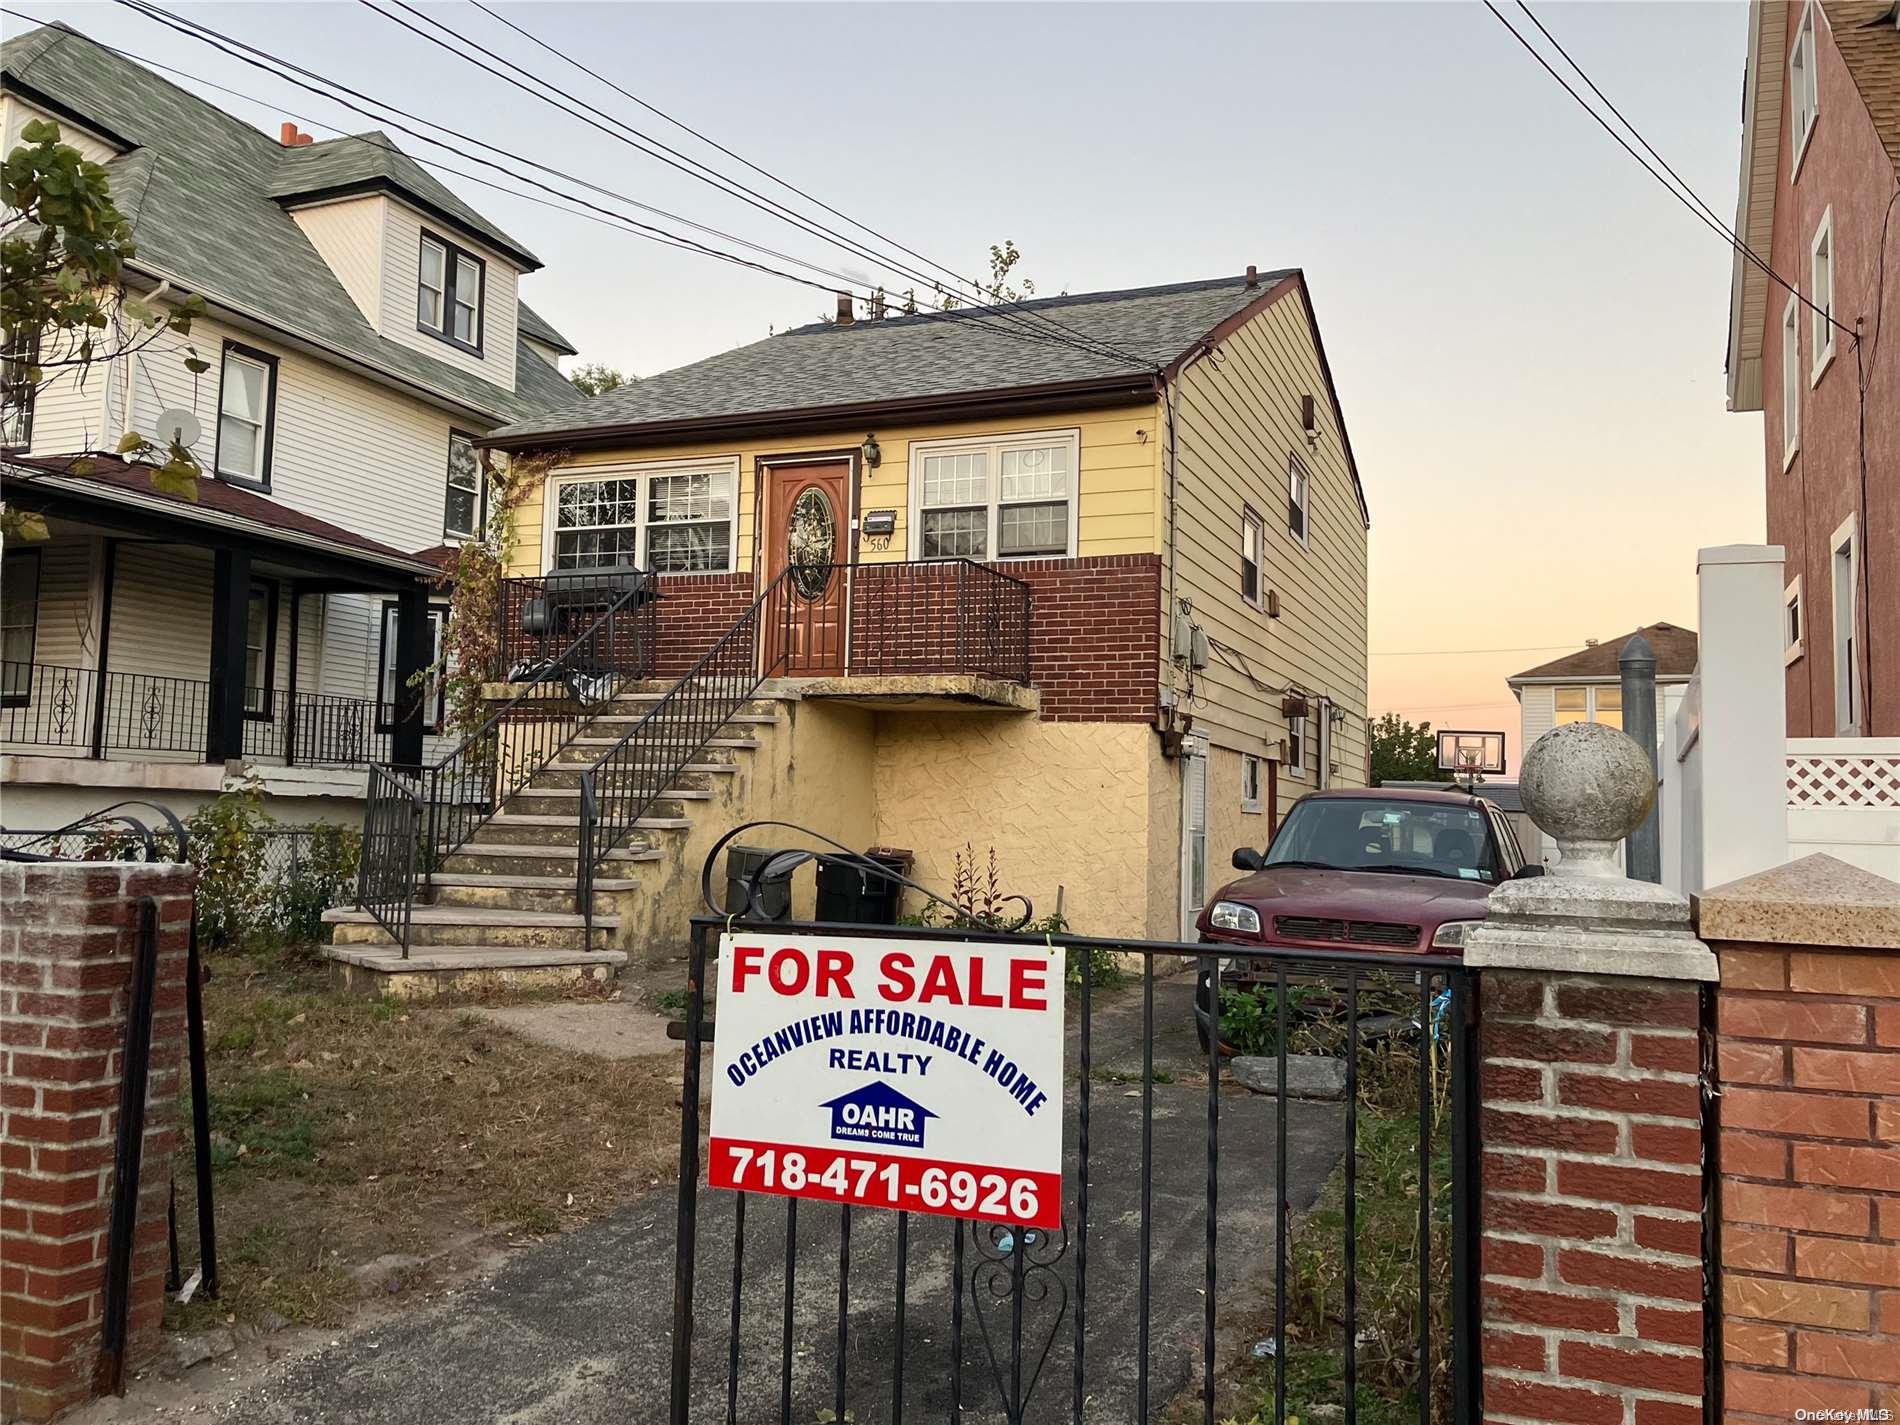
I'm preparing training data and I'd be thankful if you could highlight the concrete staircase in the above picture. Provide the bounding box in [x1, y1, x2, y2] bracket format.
[322, 682, 787, 997]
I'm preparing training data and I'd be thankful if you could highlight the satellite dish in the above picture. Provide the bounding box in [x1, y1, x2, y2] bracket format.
[153, 407, 201, 449]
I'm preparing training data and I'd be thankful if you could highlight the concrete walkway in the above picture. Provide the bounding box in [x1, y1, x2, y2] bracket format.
[222, 974, 1346, 1424]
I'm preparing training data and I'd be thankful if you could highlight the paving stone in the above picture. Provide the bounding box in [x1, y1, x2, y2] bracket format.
[1230, 1052, 1349, 1101]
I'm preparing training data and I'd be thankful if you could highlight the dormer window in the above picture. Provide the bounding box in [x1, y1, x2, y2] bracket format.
[418, 231, 484, 354]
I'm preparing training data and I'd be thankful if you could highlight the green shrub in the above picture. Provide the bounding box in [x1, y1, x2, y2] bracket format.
[276, 823, 361, 944]
[188, 786, 274, 949]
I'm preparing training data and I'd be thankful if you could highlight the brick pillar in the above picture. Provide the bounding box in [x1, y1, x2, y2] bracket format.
[1700, 854, 1900, 1422]
[0, 860, 196, 1422]
[1466, 781, 1719, 1425]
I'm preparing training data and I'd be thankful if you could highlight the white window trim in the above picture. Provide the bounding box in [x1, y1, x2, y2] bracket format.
[1241, 752, 1264, 815]
[1286, 454, 1312, 550]
[1831, 512, 1859, 735]
[1781, 292, 1802, 470]
[1241, 506, 1266, 609]
[1810, 207, 1836, 386]
[906, 427, 1081, 563]
[1553, 683, 1625, 725]
[540, 456, 742, 575]
[1790, 2, 1821, 181]
[1285, 713, 1307, 779]
[1784, 573, 1805, 666]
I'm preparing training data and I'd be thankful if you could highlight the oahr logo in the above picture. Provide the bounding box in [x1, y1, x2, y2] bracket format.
[821, 1080, 936, 1150]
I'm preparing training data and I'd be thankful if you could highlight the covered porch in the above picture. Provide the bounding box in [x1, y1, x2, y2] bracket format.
[1, 457, 443, 795]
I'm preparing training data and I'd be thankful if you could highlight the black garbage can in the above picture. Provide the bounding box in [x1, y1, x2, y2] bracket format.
[725, 844, 792, 921]
[815, 849, 912, 925]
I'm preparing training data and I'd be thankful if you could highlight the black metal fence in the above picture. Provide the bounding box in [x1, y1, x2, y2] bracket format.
[0, 823, 355, 890]
[0, 660, 385, 768]
[670, 918, 1480, 1425]
[845, 560, 1033, 684]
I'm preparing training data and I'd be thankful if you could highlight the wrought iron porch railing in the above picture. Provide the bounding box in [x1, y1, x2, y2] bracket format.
[497, 567, 658, 677]
[355, 574, 653, 954]
[0, 660, 385, 768]
[575, 568, 798, 935]
[840, 559, 1032, 683]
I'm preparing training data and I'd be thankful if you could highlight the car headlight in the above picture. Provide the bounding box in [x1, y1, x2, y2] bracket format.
[1431, 920, 1479, 949]
[1209, 901, 1261, 934]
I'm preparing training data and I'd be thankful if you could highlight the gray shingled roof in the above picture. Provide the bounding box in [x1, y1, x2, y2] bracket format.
[515, 301, 577, 355]
[268, 130, 540, 268]
[492, 273, 1297, 441]
[1509, 624, 1700, 683]
[2, 22, 572, 425]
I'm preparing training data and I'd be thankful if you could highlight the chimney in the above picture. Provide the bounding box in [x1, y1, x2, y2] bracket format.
[1584, 638, 1599, 647]
[279, 122, 314, 147]
[1245, 264, 1259, 288]
[835, 292, 854, 325]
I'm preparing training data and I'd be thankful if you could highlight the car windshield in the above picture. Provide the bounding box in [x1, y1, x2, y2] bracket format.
[1263, 798, 1501, 883]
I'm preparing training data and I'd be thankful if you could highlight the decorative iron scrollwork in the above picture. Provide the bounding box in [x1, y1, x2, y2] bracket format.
[969, 1219, 1070, 1423]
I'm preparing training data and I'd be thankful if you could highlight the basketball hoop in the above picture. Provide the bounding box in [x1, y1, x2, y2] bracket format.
[1436, 730, 1506, 790]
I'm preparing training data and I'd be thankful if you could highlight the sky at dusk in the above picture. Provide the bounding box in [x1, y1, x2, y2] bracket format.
[8, 0, 1769, 762]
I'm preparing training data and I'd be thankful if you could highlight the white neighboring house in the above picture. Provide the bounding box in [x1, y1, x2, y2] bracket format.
[0, 22, 580, 831]
[1507, 624, 1698, 869]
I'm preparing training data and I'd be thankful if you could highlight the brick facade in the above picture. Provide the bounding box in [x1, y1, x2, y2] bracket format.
[1710, 937, 1900, 1419]
[1478, 969, 1707, 1425]
[0, 861, 195, 1422]
[651, 572, 756, 679]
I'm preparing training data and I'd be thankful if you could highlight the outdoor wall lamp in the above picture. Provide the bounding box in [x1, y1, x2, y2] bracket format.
[861, 434, 882, 469]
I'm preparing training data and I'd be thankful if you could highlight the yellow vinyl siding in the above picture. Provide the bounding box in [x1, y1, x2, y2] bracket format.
[1165, 286, 1370, 790]
[509, 403, 1163, 576]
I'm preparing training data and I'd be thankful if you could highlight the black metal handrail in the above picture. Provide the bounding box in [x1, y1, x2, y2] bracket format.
[0, 660, 386, 767]
[575, 568, 797, 933]
[356, 574, 651, 950]
[843, 559, 1032, 684]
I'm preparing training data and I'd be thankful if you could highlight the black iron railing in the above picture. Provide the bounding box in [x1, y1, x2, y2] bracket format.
[576, 569, 797, 934]
[0, 661, 385, 768]
[355, 574, 652, 950]
[497, 567, 658, 678]
[843, 559, 1032, 683]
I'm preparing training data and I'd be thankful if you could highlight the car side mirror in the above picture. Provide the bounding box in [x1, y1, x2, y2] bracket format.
[1232, 848, 1264, 872]
[1511, 863, 1546, 880]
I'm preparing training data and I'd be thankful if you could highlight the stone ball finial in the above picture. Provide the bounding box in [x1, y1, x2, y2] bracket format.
[1519, 721, 1656, 879]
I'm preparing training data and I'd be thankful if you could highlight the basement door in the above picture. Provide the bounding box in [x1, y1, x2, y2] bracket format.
[1179, 733, 1208, 938]
[763, 459, 851, 676]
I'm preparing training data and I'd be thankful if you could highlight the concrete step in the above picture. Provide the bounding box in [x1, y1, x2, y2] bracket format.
[322, 942, 627, 1000]
[532, 761, 741, 791]
[466, 812, 692, 848]
[551, 736, 761, 766]
[429, 873, 640, 915]
[324, 904, 618, 953]
[440, 843, 660, 879]
[504, 786, 712, 818]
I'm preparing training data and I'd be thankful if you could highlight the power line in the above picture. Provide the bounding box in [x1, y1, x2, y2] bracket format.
[360, 0, 1154, 369]
[1482, 0, 1853, 341]
[460, 0, 1161, 370]
[1371, 643, 1578, 657]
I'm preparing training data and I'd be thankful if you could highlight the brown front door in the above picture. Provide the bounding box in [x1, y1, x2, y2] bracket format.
[763, 460, 850, 675]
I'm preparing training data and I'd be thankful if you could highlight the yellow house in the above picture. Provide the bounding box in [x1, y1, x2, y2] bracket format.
[325, 270, 1370, 986]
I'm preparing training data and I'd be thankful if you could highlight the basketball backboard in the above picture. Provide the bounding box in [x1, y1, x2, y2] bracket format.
[1436, 729, 1506, 777]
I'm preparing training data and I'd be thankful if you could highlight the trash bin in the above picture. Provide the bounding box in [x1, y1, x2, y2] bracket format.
[725, 844, 792, 921]
[815, 848, 913, 925]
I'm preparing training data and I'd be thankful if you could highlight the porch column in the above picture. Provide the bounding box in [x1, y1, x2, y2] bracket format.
[388, 583, 430, 769]
[205, 548, 251, 763]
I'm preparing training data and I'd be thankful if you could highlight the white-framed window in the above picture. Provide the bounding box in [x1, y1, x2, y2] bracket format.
[1832, 514, 1858, 734]
[1240, 507, 1265, 607]
[908, 429, 1078, 561]
[443, 430, 485, 540]
[545, 460, 738, 573]
[1286, 714, 1307, 778]
[243, 581, 275, 716]
[1785, 574, 1805, 665]
[1790, 2, 1820, 175]
[418, 231, 484, 353]
[1287, 453, 1311, 547]
[1781, 293, 1801, 468]
[1810, 208, 1835, 383]
[377, 602, 447, 733]
[1554, 683, 1623, 730]
[215, 343, 276, 487]
[1241, 753, 1264, 814]
[1, 547, 42, 705]
[1, 328, 36, 451]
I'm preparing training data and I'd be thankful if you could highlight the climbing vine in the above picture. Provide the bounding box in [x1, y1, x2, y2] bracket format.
[433, 447, 565, 745]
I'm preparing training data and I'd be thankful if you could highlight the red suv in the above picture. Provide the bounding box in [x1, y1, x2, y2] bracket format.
[1196, 787, 1535, 965]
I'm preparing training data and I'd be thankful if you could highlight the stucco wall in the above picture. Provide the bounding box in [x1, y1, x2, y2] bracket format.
[871, 716, 1162, 940]
[1759, 0, 1900, 735]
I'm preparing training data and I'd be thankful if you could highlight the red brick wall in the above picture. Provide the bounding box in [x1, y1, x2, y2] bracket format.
[1, 861, 195, 1422]
[1479, 970, 1708, 1424]
[1758, 1, 1900, 735]
[1712, 939, 1900, 1419]
[1008, 554, 1160, 723]
[652, 573, 755, 679]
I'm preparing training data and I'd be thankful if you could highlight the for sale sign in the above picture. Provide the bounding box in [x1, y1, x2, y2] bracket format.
[708, 932, 1066, 1229]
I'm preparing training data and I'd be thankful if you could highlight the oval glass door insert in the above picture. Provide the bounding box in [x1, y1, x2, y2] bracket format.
[788, 486, 836, 600]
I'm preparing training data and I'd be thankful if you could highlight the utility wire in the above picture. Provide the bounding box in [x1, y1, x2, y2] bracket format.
[461, 0, 1161, 369]
[1483, 0, 1853, 341]
[363, 0, 1154, 369]
[108, 0, 1130, 361]
[1372, 643, 1579, 657]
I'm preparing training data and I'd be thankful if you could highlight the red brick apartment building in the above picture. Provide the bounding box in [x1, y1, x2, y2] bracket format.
[1727, 1, 1900, 736]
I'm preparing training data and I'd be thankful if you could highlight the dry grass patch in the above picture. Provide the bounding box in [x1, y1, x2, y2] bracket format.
[169, 945, 684, 1331]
